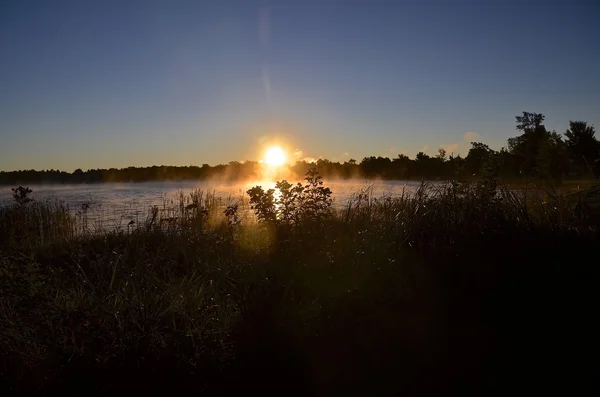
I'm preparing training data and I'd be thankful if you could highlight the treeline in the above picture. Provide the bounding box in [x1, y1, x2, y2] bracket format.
[341, 112, 599, 181]
[1, 112, 598, 185]
[0, 163, 262, 185]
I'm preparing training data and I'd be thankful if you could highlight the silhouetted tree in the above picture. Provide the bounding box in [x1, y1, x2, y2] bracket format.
[536, 131, 568, 182]
[360, 156, 392, 177]
[392, 154, 411, 179]
[497, 147, 518, 178]
[465, 142, 494, 176]
[564, 121, 600, 176]
[447, 153, 466, 177]
[436, 148, 447, 162]
[72, 168, 84, 183]
[414, 152, 434, 177]
[508, 112, 550, 176]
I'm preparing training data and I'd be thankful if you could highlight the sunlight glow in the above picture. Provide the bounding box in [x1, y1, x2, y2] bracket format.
[264, 146, 286, 167]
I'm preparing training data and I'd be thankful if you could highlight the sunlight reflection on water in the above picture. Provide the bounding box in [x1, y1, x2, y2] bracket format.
[0, 179, 424, 230]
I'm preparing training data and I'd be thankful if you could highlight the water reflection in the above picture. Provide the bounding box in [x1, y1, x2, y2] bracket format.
[0, 179, 422, 230]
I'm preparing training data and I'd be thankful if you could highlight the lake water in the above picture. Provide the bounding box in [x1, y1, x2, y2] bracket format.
[0, 179, 424, 231]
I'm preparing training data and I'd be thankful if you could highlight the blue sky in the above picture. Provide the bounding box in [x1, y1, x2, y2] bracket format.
[1, 0, 599, 171]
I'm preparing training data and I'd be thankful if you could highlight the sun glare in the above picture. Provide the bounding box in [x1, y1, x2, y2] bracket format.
[264, 146, 286, 167]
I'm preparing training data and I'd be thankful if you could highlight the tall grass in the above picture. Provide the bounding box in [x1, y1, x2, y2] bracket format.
[0, 179, 598, 395]
[0, 199, 75, 250]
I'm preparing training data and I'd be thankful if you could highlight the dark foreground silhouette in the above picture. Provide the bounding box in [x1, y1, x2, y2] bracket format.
[1, 175, 598, 396]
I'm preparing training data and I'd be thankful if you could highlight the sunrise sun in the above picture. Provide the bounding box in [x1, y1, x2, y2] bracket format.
[264, 146, 286, 167]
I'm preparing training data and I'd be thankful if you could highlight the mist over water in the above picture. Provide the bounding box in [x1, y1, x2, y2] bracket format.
[0, 179, 424, 229]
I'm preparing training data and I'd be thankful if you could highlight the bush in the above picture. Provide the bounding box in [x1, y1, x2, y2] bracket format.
[11, 186, 33, 205]
[247, 166, 332, 226]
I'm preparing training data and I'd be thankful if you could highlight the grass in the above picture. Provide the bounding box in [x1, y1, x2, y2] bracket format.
[0, 179, 598, 395]
[0, 199, 75, 249]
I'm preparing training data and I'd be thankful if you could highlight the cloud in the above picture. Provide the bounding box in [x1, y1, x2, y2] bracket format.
[292, 149, 319, 163]
[420, 145, 429, 153]
[435, 132, 481, 158]
[258, 6, 270, 47]
[464, 131, 480, 142]
[343, 152, 350, 158]
[442, 143, 460, 154]
[436, 132, 481, 157]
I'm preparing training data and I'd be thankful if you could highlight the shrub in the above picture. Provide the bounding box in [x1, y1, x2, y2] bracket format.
[247, 166, 333, 226]
[224, 203, 240, 226]
[246, 186, 277, 224]
[11, 186, 33, 205]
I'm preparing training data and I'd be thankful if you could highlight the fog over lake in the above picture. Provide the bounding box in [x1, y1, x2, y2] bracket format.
[0, 179, 425, 230]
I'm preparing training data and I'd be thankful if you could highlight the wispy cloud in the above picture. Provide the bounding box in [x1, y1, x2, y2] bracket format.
[294, 149, 304, 159]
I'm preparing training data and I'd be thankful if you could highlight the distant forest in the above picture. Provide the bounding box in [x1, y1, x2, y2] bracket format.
[2, 112, 599, 185]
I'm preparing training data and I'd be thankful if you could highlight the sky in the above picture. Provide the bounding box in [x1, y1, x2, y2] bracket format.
[1, 0, 599, 172]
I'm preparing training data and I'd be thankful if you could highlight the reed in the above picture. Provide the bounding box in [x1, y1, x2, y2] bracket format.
[0, 176, 597, 395]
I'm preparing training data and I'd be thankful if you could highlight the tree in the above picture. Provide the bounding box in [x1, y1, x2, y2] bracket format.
[516, 112, 545, 132]
[508, 112, 549, 176]
[564, 121, 600, 176]
[392, 154, 411, 179]
[497, 147, 518, 178]
[359, 156, 392, 177]
[465, 142, 494, 175]
[72, 168, 85, 183]
[436, 148, 447, 162]
[536, 131, 568, 182]
[447, 153, 466, 177]
[414, 152, 433, 177]
[415, 152, 429, 162]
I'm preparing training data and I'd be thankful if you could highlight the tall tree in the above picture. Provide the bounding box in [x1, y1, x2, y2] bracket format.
[465, 142, 494, 175]
[515, 112, 545, 132]
[436, 148, 447, 162]
[564, 121, 600, 176]
[536, 131, 568, 182]
[508, 112, 549, 176]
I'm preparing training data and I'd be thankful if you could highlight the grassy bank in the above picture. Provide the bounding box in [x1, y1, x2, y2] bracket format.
[1, 175, 598, 395]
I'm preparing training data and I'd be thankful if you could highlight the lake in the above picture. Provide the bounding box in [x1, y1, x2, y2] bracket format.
[0, 179, 425, 231]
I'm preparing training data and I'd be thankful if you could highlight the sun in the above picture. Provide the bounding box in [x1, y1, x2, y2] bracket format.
[264, 146, 286, 167]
